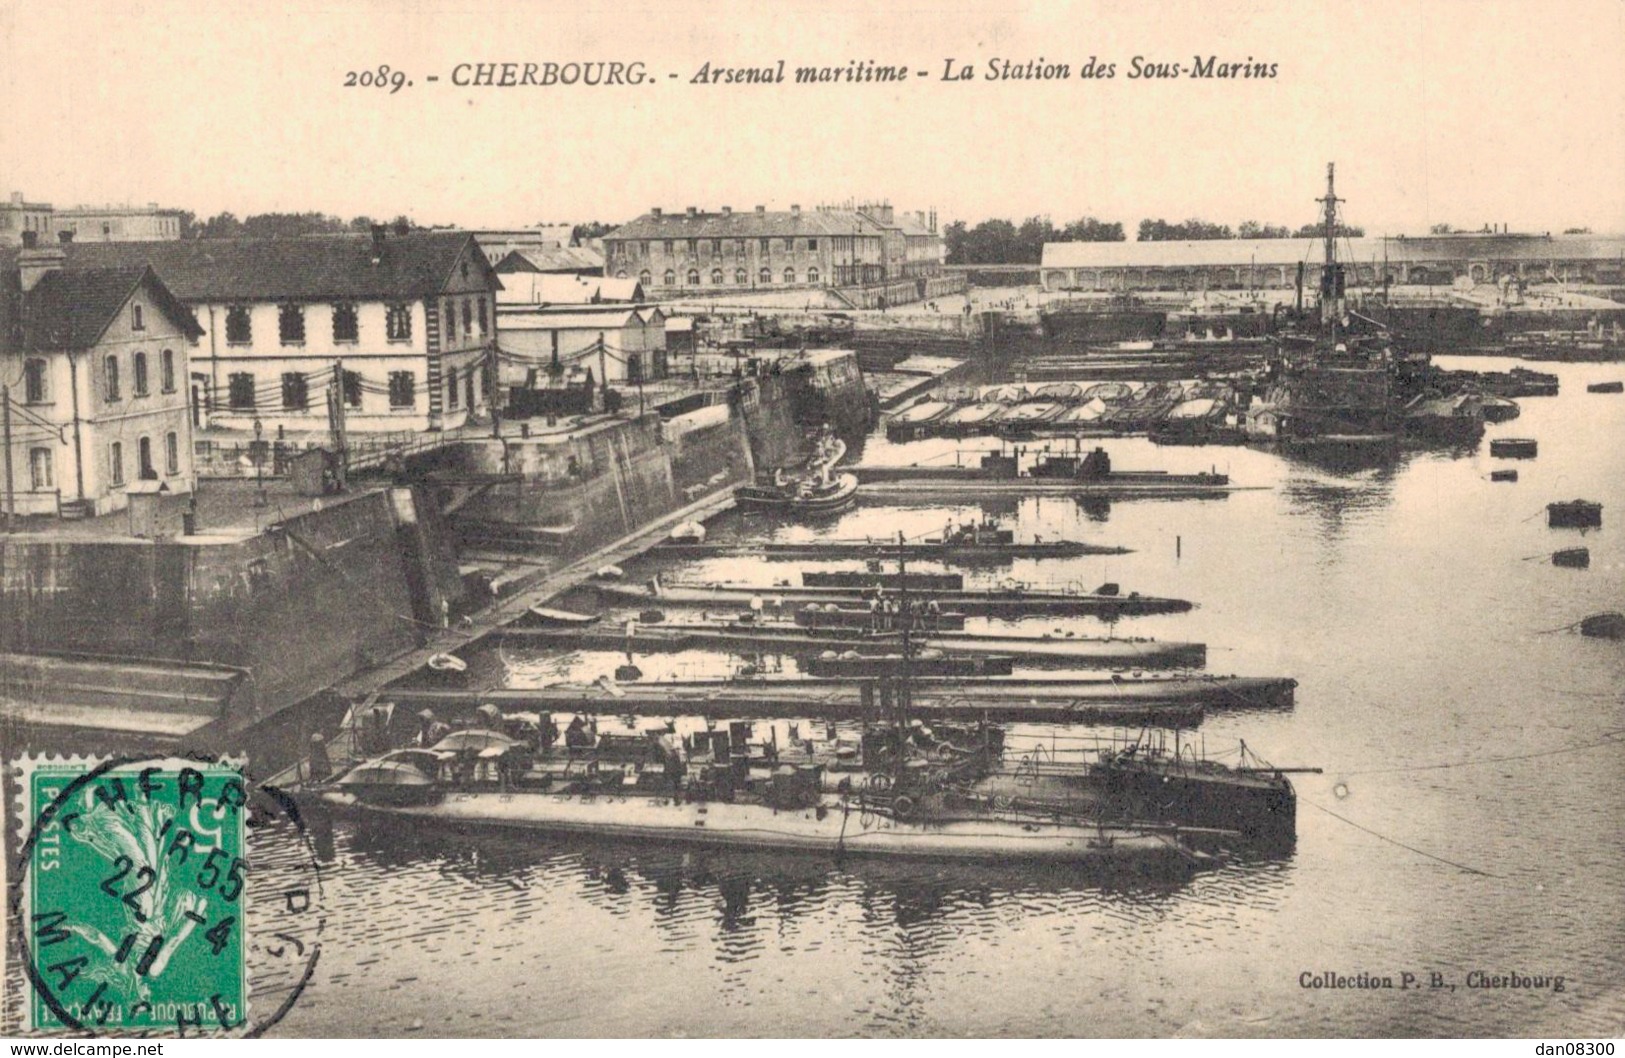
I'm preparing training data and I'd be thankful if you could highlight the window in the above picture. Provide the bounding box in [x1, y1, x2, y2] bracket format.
[783, 238, 793, 251]
[759, 238, 770, 253]
[342, 370, 363, 409]
[759, 267, 772, 284]
[807, 239, 818, 251]
[641, 240, 650, 255]
[734, 268, 747, 285]
[160, 349, 176, 392]
[686, 239, 697, 254]
[23, 358, 48, 403]
[735, 239, 746, 254]
[332, 302, 359, 343]
[278, 303, 305, 344]
[808, 267, 820, 285]
[165, 432, 180, 475]
[443, 302, 455, 345]
[447, 370, 459, 409]
[712, 239, 723, 254]
[477, 297, 488, 336]
[711, 268, 724, 285]
[783, 268, 796, 285]
[133, 352, 149, 397]
[228, 372, 255, 410]
[109, 441, 124, 487]
[686, 269, 700, 286]
[30, 448, 53, 490]
[462, 298, 472, 336]
[616, 270, 628, 279]
[104, 355, 121, 401]
[137, 436, 155, 480]
[460, 261, 470, 281]
[663, 240, 673, 254]
[225, 306, 252, 344]
[663, 270, 675, 286]
[639, 270, 652, 287]
[388, 372, 416, 408]
[386, 303, 412, 341]
[281, 372, 309, 410]
[131, 304, 144, 331]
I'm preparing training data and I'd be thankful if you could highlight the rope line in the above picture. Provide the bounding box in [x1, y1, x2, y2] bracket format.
[1301, 798, 1496, 877]
[1343, 727, 1625, 776]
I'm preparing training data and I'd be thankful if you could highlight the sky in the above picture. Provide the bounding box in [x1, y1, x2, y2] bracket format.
[3, 0, 1624, 235]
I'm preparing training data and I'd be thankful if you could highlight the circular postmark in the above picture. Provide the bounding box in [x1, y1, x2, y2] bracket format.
[7, 753, 324, 1037]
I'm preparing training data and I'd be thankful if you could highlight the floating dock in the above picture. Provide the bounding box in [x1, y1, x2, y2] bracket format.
[384, 672, 1295, 720]
[653, 539, 1131, 560]
[591, 582, 1194, 617]
[495, 623, 1208, 669]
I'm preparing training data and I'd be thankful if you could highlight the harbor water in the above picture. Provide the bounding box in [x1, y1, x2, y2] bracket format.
[246, 356, 1625, 1037]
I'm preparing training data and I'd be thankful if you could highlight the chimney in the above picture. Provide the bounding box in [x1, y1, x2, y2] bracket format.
[790, 204, 801, 216]
[19, 230, 67, 292]
[10, 192, 22, 206]
[929, 209, 937, 233]
[651, 207, 662, 218]
[58, 229, 74, 244]
[370, 223, 386, 262]
[755, 205, 765, 214]
[686, 206, 698, 219]
[721, 206, 732, 215]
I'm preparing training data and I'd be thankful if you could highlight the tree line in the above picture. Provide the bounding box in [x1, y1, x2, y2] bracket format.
[944, 215, 1370, 264]
[171, 211, 615, 244]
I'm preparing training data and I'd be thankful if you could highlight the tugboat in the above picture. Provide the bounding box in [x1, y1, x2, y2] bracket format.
[736, 432, 858, 514]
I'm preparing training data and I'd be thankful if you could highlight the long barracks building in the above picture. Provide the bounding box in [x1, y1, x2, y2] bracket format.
[1040, 232, 1625, 292]
[603, 203, 956, 305]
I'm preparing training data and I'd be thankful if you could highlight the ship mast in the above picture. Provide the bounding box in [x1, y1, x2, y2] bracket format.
[1317, 162, 1346, 329]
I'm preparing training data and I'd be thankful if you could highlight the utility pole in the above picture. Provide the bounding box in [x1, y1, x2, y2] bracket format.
[2, 384, 13, 531]
[487, 339, 501, 439]
[330, 358, 349, 491]
[597, 333, 609, 410]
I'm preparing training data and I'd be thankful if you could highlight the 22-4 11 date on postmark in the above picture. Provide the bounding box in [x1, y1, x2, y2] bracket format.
[8, 755, 321, 1036]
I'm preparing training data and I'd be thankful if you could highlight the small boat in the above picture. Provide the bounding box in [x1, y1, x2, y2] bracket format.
[735, 472, 859, 514]
[1579, 612, 1625, 639]
[426, 653, 468, 673]
[794, 603, 967, 632]
[939, 403, 1006, 433]
[1547, 500, 1603, 529]
[889, 400, 952, 425]
[1490, 469, 1518, 482]
[525, 606, 601, 626]
[1478, 395, 1521, 423]
[1552, 547, 1590, 569]
[1489, 438, 1538, 459]
[1586, 381, 1623, 394]
[669, 520, 707, 543]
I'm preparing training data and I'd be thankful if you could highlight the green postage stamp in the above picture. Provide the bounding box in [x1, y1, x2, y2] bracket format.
[12, 756, 249, 1033]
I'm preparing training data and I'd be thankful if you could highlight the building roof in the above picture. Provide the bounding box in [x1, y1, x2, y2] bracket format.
[497, 308, 649, 331]
[1041, 233, 1625, 270]
[496, 272, 642, 305]
[0, 231, 499, 301]
[606, 209, 885, 242]
[493, 246, 605, 274]
[6, 266, 202, 351]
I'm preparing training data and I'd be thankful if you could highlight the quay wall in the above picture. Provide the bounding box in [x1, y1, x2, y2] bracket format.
[447, 351, 874, 552]
[0, 487, 459, 732]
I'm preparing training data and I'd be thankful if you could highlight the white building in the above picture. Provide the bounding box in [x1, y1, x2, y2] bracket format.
[55, 229, 503, 434]
[2, 232, 201, 517]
